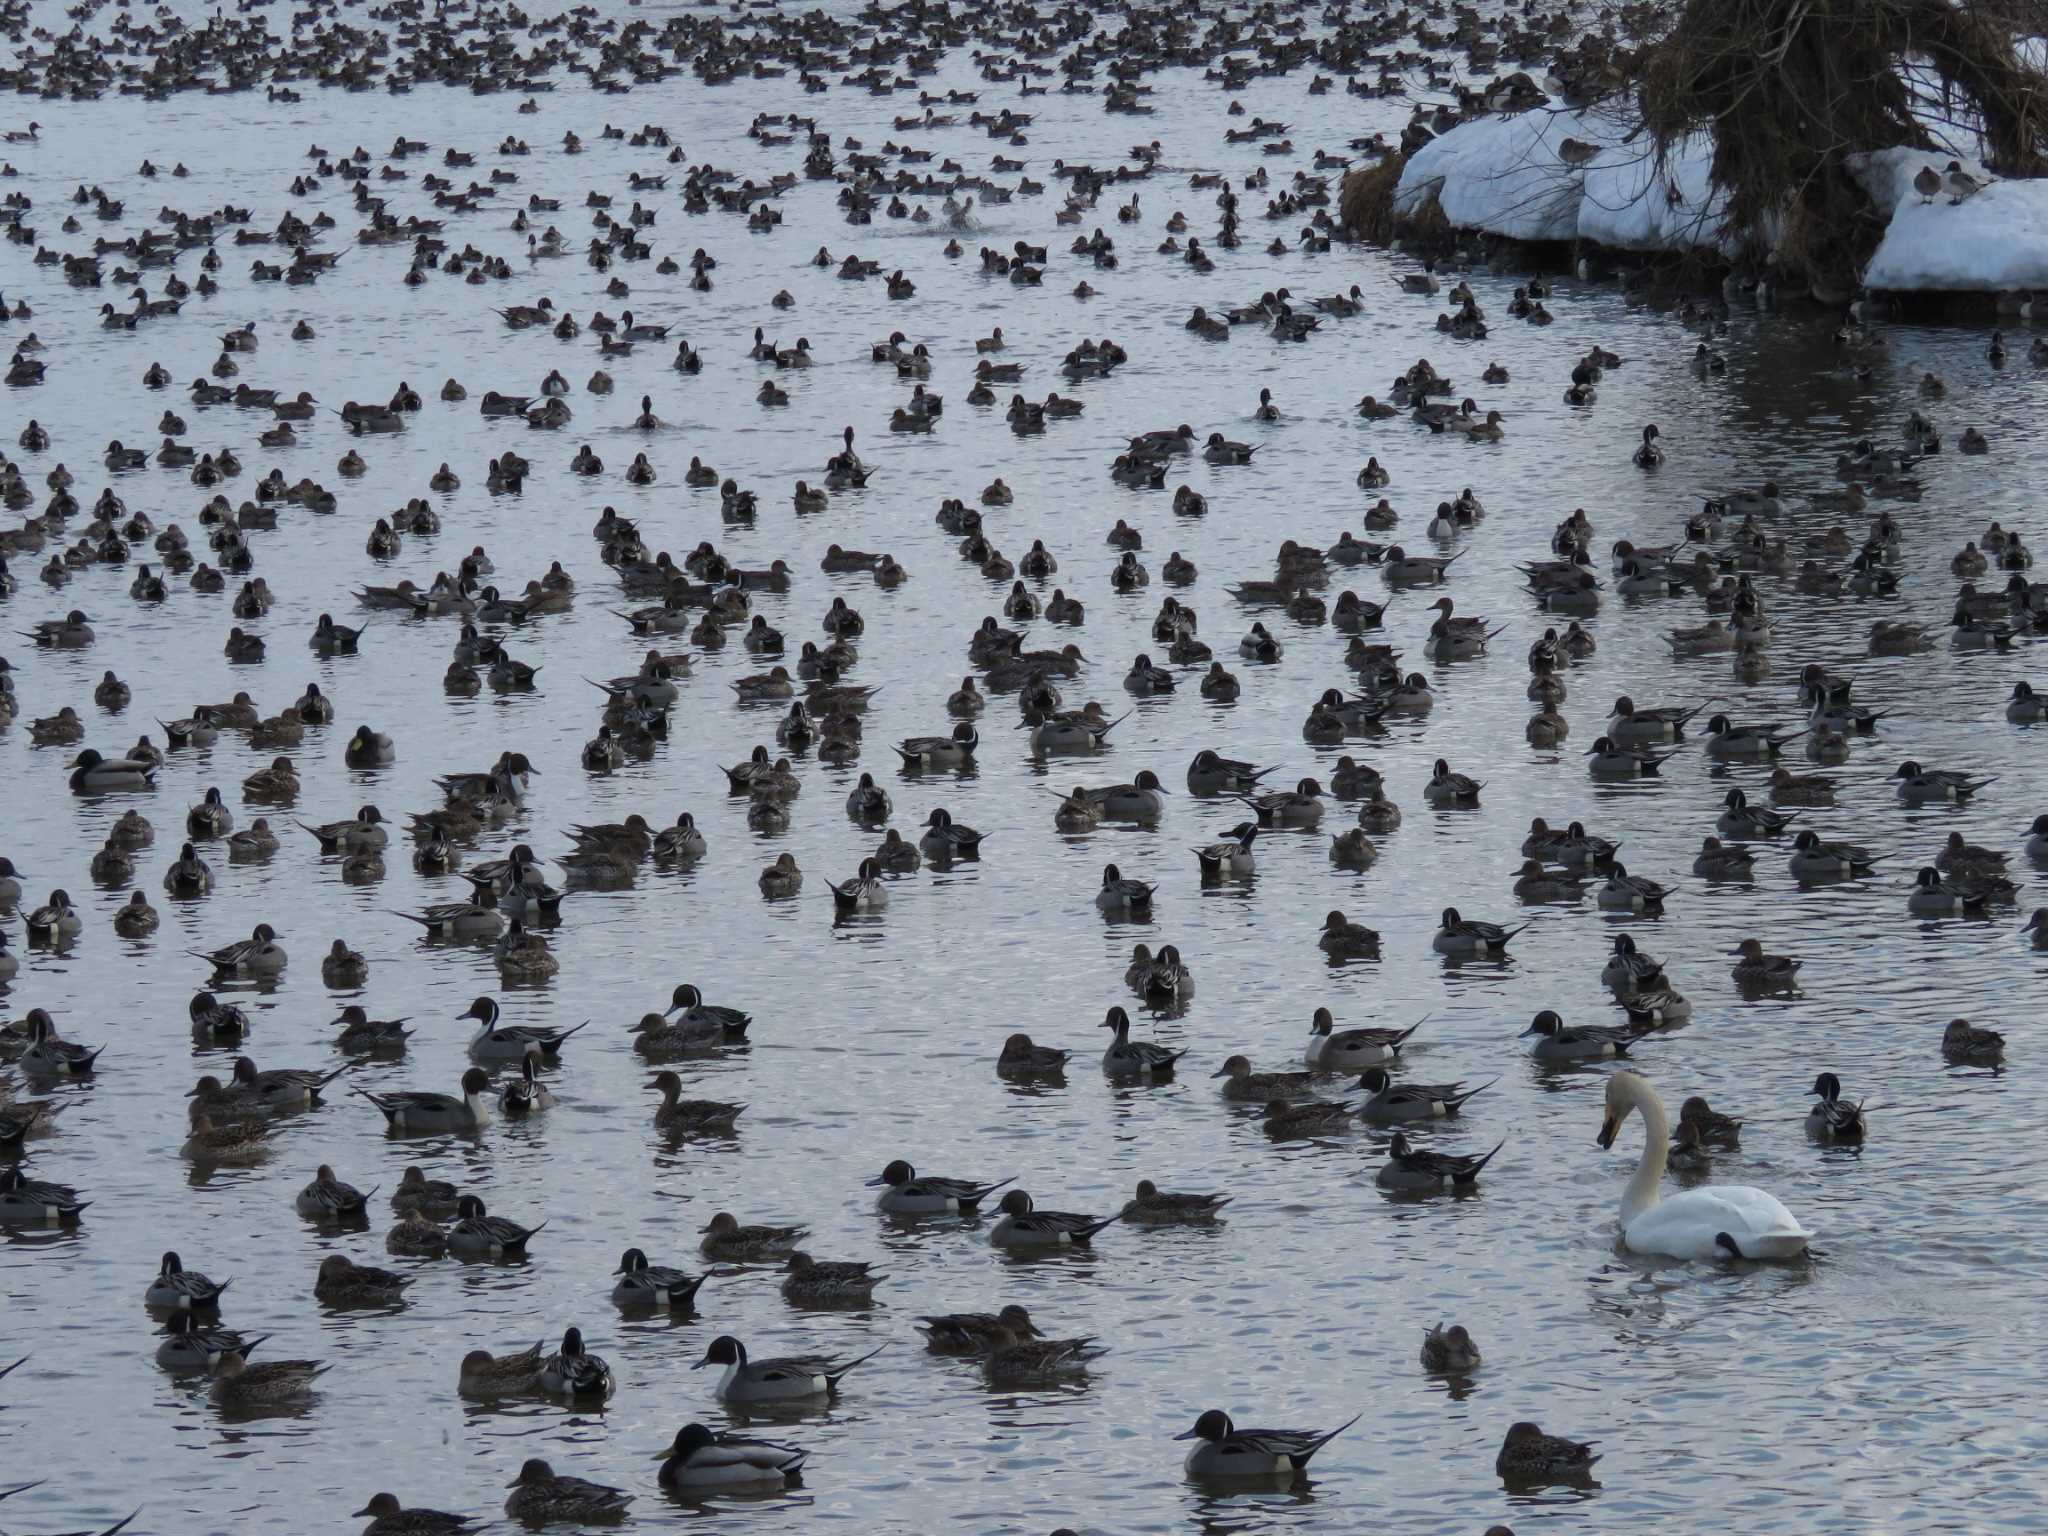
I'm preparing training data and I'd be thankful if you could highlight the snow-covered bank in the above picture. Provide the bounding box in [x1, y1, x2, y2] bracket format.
[1393, 108, 2048, 295]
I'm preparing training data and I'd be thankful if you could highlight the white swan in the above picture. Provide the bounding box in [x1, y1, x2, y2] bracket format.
[1598, 1071, 1811, 1260]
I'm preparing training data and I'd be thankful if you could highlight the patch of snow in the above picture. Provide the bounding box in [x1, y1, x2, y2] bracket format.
[1865, 177, 2048, 291]
[1402, 107, 2047, 292]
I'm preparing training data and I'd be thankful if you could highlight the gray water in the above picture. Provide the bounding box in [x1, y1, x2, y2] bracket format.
[4, 8, 2048, 1534]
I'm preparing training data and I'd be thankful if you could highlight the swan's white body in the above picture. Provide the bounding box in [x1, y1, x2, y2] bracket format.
[1605, 1072, 1811, 1260]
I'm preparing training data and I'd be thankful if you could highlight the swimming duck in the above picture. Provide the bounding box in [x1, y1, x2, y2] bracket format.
[1192, 822, 1259, 877]
[146, 1250, 230, 1310]
[998, 1034, 1070, 1075]
[1176, 1408, 1359, 1479]
[1420, 1322, 1481, 1371]
[1433, 907, 1523, 955]
[212, 1349, 327, 1410]
[503, 1460, 632, 1525]
[1719, 789, 1799, 839]
[354, 1073, 489, 1146]
[156, 1313, 266, 1374]
[458, 1342, 543, 1398]
[1788, 829, 1876, 879]
[458, 996, 583, 1061]
[448, 1194, 545, 1257]
[1736, 937, 1802, 987]
[868, 1159, 1014, 1215]
[1942, 1018, 2005, 1063]
[1101, 1006, 1186, 1076]
[538, 1328, 614, 1400]
[293, 1162, 374, 1220]
[1357, 1066, 1492, 1122]
[643, 1070, 743, 1134]
[656, 1423, 810, 1491]
[1596, 863, 1669, 912]
[68, 748, 156, 793]
[694, 1334, 883, 1404]
[1805, 1071, 1866, 1140]
[989, 1187, 1122, 1247]
[315, 1254, 410, 1307]
[1497, 1421, 1599, 1484]
[1521, 1009, 1648, 1061]
[1893, 760, 1994, 803]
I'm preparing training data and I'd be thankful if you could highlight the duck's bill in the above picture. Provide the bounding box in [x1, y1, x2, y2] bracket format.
[1171, 1428, 1200, 1441]
[862, 1175, 888, 1186]
[1596, 1115, 1619, 1150]
[1517, 1023, 1542, 1037]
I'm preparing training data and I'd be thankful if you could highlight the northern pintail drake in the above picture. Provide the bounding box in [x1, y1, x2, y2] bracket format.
[504, 1460, 632, 1524]
[989, 1188, 1122, 1247]
[1583, 736, 1678, 776]
[1095, 863, 1156, 914]
[1187, 749, 1276, 796]
[1719, 788, 1800, 839]
[1704, 713, 1806, 758]
[296, 1164, 375, 1219]
[1909, 865, 2004, 915]
[647, 1071, 743, 1133]
[460, 996, 585, 1060]
[157, 1313, 267, 1373]
[1175, 1408, 1360, 1480]
[1357, 1066, 1493, 1121]
[1237, 777, 1324, 826]
[1496, 1421, 1599, 1484]
[1893, 760, 1994, 803]
[1101, 1006, 1186, 1076]
[694, 1334, 883, 1403]
[24, 890, 83, 941]
[315, 1254, 411, 1306]
[1521, 1009, 1649, 1061]
[0, 1166, 89, 1223]
[1422, 758, 1482, 805]
[919, 807, 986, 860]
[869, 1159, 1014, 1215]
[1789, 829, 1877, 879]
[1122, 1179, 1231, 1223]
[449, 1195, 545, 1257]
[1377, 1131, 1504, 1191]
[20, 1013, 102, 1076]
[1607, 695, 1701, 744]
[1085, 769, 1169, 821]
[830, 858, 889, 911]
[146, 1250, 229, 1309]
[539, 1327, 614, 1400]
[612, 1247, 707, 1310]
[1420, 1322, 1481, 1372]
[1193, 822, 1258, 877]
[656, 1423, 809, 1491]
[1600, 935, 1666, 994]
[664, 983, 752, 1038]
[232, 1053, 347, 1110]
[1596, 863, 1669, 912]
[193, 923, 287, 975]
[1433, 907, 1524, 955]
[498, 1057, 554, 1116]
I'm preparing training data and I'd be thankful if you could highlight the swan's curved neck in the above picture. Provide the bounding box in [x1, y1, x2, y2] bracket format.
[1620, 1077, 1670, 1223]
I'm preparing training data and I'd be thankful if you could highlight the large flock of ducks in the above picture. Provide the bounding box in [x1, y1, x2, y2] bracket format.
[0, 0, 2039, 1527]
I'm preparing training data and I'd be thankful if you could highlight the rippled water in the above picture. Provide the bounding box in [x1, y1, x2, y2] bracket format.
[4, 10, 2048, 1534]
